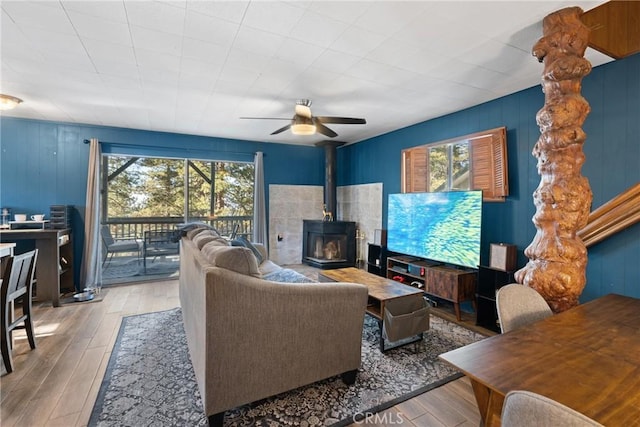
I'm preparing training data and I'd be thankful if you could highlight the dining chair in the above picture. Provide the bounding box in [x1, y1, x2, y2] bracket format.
[502, 390, 604, 426]
[495, 283, 553, 333]
[1, 249, 38, 374]
[100, 225, 141, 266]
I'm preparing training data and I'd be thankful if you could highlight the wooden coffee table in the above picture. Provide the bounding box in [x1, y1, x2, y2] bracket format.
[318, 267, 425, 351]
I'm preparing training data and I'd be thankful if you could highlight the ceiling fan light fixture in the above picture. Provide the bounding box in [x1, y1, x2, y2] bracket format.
[291, 123, 316, 135]
[0, 94, 23, 110]
[241, 99, 364, 137]
[291, 115, 316, 135]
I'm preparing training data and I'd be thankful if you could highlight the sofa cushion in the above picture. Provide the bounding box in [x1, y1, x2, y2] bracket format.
[194, 232, 227, 249]
[217, 247, 261, 277]
[231, 236, 264, 264]
[186, 227, 211, 240]
[258, 260, 281, 276]
[262, 268, 314, 283]
[201, 242, 260, 277]
[175, 222, 220, 241]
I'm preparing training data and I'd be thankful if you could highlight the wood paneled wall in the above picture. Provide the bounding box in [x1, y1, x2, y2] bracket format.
[338, 53, 640, 302]
[1, 54, 638, 302]
[0, 120, 325, 282]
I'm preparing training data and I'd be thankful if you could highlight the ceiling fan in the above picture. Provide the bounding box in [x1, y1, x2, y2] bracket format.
[240, 99, 366, 138]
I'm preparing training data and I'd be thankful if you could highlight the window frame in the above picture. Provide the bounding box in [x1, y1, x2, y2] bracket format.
[401, 127, 509, 202]
[102, 154, 255, 220]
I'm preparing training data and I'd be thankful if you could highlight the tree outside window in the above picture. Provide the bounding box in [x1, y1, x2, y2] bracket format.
[104, 156, 254, 221]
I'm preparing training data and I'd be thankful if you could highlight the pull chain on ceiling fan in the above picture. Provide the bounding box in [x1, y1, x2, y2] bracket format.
[240, 99, 366, 138]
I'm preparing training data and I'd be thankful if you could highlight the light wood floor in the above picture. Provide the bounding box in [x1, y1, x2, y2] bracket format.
[1, 279, 483, 427]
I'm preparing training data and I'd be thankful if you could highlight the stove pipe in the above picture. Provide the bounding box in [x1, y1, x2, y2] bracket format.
[316, 141, 345, 220]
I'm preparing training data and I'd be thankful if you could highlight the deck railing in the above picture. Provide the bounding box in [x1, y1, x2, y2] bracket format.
[104, 216, 253, 240]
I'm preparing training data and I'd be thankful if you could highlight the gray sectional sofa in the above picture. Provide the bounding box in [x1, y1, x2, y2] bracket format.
[178, 226, 369, 426]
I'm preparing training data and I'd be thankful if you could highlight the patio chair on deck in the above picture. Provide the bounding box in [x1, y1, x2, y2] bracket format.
[143, 230, 179, 272]
[100, 225, 141, 267]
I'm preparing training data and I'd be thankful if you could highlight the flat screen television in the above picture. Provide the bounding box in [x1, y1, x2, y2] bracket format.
[387, 190, 482, 269]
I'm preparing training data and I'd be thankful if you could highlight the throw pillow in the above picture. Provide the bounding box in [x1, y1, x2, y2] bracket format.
[231, 236, 265, 265]
[214, 247, 261, 277]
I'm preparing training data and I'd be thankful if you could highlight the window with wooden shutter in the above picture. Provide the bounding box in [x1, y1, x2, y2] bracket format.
[402, 146, 428, 192]
[401, 127, 508, 202]
[470, 128, 508, 201]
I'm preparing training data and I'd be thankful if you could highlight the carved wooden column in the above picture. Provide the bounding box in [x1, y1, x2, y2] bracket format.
[515, 7, 592, 313]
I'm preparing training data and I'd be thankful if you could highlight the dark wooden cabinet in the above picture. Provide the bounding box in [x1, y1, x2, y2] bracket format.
[425, 266, 475, 302]
[476, 265, 516, 332]
[0, 228, 74, 307]
[386, 255, 476, 321]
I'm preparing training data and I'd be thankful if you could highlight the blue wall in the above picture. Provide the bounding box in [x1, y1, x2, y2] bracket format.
[338, 52, 640, 302]
[1, 53, 638, 302]
[0, 120, 325, 287]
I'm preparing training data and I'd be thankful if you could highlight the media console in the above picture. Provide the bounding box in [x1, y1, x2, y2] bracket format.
[386, 255, 476, 321]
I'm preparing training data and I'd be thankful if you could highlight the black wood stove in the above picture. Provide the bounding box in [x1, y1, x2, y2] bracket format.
[302, 141, 356, 270]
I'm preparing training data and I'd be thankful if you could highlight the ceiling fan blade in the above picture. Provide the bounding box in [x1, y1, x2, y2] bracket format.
[270, 124, 292, 135]
[240, 117, 290, 120]
[316, 116, 366, 125]
[315, 122, 338, 138]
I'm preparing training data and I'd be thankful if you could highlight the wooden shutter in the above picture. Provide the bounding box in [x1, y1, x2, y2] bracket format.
[470, 127, 508, 201]
[403, 147, 428, 193]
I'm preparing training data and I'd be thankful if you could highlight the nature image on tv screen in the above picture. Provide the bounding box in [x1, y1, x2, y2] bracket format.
[387, 191, 482, 269]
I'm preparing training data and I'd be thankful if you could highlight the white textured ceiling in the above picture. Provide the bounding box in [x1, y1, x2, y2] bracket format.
[0, 1, 612, 146]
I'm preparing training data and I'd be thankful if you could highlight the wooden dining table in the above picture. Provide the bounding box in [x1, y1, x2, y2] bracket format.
[439, 293, 640, 426]
[0, 242, 16, 257]
[0, 242, 17, 274]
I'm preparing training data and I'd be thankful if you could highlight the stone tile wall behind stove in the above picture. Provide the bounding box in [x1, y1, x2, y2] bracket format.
[337, 183, 383, 265]
[269, 185, 323, 266]
[268, 183, 383, 266]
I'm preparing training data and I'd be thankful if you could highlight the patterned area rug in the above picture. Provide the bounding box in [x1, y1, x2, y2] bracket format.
[102, 258, 179, 280]
[89, 308, 484, 426]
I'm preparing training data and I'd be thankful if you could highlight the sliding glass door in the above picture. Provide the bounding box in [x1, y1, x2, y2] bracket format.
[101, 155, 254, 285]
